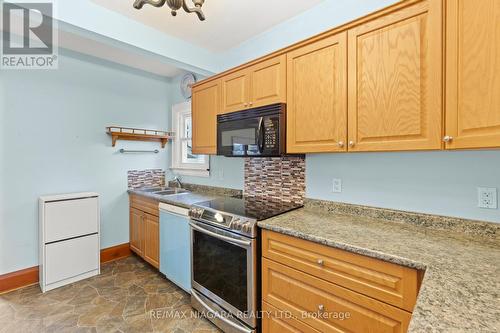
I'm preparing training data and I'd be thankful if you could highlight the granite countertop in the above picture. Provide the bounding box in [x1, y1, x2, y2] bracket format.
[258, 206, 500, 332]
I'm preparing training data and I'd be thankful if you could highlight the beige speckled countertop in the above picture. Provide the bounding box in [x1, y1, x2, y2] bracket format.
[258, 205, 500, 332]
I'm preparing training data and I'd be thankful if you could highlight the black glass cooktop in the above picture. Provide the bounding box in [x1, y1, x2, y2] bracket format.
[196, 196, 303, 221]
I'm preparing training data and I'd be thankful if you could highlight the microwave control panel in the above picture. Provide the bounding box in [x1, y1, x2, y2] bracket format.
[264, 117, 278, 149]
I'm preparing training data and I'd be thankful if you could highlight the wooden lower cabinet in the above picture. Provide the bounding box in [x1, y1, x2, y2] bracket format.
[129, 207, 143, 256]
[262, 230, 418, 333]
[262, 259, 411, 333]
[262, 231, 418, 312]
[263, 301, 320, 333]
[129, 195, 159, 269]
[143, 213, 159, 268]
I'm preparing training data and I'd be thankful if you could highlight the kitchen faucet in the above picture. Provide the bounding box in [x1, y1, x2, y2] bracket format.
[173, 176, 183, 189]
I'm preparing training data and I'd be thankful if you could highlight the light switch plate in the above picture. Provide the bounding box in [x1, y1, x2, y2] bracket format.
[477, 187, 497, 209]
[332, 179, 342, 193]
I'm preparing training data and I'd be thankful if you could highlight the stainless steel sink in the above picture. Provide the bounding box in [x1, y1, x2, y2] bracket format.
[137, 187, 189, 196]
[153, 188, 188, 196]
[140, 187, 165, 192]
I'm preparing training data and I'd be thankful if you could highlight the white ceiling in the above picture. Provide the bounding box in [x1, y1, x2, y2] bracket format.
[91, 0, 325, 52]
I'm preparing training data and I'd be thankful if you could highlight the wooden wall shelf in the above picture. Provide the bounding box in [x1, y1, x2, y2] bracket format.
[106, 126, 174, 148]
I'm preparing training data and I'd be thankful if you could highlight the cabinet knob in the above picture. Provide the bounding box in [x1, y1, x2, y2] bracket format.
[317, 259, 324, 266]
[337, 141, 345, 148]
[249, 102, 253, 106]
[318, 304, 325, 312]
[244, 102, 248, 107]
[443, 135, 453, 143]
[348, 141, 355, 147]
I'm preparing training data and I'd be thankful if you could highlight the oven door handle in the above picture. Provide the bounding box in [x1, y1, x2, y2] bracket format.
[189, 222, 252, 247]
[192, 290, 253, 333]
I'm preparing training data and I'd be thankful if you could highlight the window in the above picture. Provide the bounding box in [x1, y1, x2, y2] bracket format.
[171, 101, 209, 177]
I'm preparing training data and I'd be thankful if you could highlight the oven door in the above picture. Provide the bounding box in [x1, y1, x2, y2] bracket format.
[190, 220, 257, 328]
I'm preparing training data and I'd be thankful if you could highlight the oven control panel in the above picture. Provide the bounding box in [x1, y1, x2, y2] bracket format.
[189, 207, 257, 237]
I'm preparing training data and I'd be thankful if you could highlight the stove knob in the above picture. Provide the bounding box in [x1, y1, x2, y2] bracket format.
[242, 223, 250, 233]
[230, 218, 241, 230]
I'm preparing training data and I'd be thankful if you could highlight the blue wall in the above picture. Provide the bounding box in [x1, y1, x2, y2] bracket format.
[0, 50, 172, 274]
[307, 151, 500, 223]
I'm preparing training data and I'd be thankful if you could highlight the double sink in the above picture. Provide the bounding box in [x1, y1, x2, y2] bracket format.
[138, 187, 189, 197]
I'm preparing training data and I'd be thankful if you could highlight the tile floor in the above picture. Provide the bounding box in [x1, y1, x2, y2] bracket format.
[0, 256, 220, 333]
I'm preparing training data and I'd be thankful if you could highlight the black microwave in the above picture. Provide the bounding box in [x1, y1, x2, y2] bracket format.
[217, 103, 286, 157]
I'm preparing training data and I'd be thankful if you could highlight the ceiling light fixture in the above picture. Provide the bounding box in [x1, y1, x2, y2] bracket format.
[133, 0, 206, 21]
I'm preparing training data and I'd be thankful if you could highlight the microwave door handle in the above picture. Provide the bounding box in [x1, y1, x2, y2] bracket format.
[257, 117, 265, 152]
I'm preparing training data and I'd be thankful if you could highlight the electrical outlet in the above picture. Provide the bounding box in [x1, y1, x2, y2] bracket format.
[332, 179, 342, 193]
[477, 187, 498, 209]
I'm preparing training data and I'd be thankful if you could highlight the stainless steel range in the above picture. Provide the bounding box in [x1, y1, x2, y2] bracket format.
[188, 196, 302, 333]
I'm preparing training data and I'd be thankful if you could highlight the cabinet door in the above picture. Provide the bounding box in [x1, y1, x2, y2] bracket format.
[129, 207, 143, 256]
[262, 301, 320, 333]
[221, 70, 250, 113]
[445, 0, 500, 149]
[287, 32, 348, 153]
[348, 0, 442, 151]
[143, 213, 159, 268]
[263, 258, 412, 333]
[250, 55, 286, 108]
[192, 80, 220, 154]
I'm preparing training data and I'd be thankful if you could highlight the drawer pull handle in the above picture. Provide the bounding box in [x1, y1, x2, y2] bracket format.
[317, 259, 324, 266]
[318, 304, 325, 312]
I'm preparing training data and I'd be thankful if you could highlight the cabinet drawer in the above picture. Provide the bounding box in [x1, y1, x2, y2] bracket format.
[263, 258, 412, 333]
[44, 197, 98, 243]
[130, 194, 159, 217]
[263, 301, 320, 333]
[45, 234, 99, 285]
[262, 231, 418, 312]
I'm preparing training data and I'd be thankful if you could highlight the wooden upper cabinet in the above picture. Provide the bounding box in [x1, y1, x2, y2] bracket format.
[221, 55, 286, 114]
[192, 80, 220, 155]
[445, 0, 500, 149]
[347, 0, 443, 152]
[286, 32, 348, 153]
[221, 70, 250, 113]
[249, 55, 286, 108]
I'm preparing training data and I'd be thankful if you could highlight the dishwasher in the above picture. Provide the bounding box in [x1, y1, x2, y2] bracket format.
[159, 202, 192, 292]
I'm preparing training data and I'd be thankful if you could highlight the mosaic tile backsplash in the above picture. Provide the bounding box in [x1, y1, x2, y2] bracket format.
[244, 156, 305, 204]
[127, 169, 165, 189]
